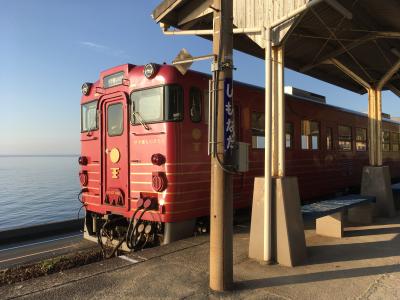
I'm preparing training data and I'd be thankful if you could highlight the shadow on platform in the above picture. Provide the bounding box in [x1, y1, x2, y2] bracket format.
[235, 263, 400, 289]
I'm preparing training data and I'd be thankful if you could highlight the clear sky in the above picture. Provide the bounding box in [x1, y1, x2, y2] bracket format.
[1, 1, 399, 155]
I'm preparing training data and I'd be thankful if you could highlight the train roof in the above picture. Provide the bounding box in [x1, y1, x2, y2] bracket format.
[182, 66, 400, 125]
[92, 63, 399, 125]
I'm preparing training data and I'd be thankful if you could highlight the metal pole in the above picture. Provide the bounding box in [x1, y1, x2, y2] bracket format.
[376, 90, 383, 166]
[264, 27, 273, 262]
[271, 48, 278, 177]
[272, 45, 285, 178]
[209, 0, 233, 292]
[368, 89, 376, 166]
[277, 46, 285, 177]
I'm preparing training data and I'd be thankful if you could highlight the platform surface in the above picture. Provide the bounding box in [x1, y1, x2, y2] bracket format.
[2, 214, 400, 299]
[302, 194, 376, 219]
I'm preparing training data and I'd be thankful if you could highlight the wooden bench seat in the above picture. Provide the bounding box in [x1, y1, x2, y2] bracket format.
[302, 194, 376, 238]
[392, 183, 400, 192]
[392, 183, 400, 210]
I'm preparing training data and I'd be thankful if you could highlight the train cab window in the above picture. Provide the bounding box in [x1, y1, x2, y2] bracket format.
[326, 127, 333, 150]
[383, 131, 390, 152]
[131, 87, 163, 123]
[107, 103, 123, 136]
[356, 128, 367, 151]
[391, 132, 400, 151]
[286, 123, 293, 149]
[81, 100, 98, 132]
[130, 85, 183, 124]
[165, 85, 183, 121]
[189, 87, 202, 122]
[338, 125, 352, 151]
[251, 112, 265, 149]
[301, 120, 319, 150]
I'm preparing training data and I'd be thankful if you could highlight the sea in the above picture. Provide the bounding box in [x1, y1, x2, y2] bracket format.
[0, 156, 82, 231]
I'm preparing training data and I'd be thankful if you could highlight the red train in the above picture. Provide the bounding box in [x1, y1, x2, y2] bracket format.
[79, 63, 400, 252]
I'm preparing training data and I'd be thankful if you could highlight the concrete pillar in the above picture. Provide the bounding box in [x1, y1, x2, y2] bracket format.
[249, 177, 306, 266]
[361, 166, 396, 217]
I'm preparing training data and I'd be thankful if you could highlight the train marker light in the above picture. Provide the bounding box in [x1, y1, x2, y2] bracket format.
[152, 172, 168, 192]
[81, 82, 93, 95]
[144, 63, 158, 79]
[79, 170, 88, 186]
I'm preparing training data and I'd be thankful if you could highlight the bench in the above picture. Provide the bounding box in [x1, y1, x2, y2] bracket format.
[302, 194, 376, 238]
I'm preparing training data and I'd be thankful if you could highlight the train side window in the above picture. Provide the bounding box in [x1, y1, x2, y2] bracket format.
[81, 100, 98, 132]
[203, 90, 209, 125]
[338, 125, 352, 151]
[301, 120, 319, 150]
[356, 128, 367, 151]
[286, 123, 293, 149]
[165, 85, 183, 121]
[382, 131, 390, 152]
[391, 132, 399, 151]
[107, 103, 123, 136]
[326, 127, 333, 150]
[251, 112, 265, 149]
[189, 87, 202, 122]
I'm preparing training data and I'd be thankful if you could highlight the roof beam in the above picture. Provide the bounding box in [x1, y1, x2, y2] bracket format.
[329, 58, 371, 90]
[388, 84, 400, 98]
[153, 0, 183, 23]
[324, 0, 352, 20]
[311, 8, 374, 81]
[300, 35, 373, 72]
[269, 0, 325, 28]
[177, 0, 213, 26]
[376, 58, 400, 90]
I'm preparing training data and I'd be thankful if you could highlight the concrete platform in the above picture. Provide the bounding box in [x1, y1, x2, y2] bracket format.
[2, 215, 400, 299]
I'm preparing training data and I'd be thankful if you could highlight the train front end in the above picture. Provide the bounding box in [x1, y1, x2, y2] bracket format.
[79, 63, 197, 253]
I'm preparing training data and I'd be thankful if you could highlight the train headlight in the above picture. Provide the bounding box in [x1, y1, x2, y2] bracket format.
[81, 82, 93, 95]
[151, 153, 166, 166]
[144, 63, 158, 79]
[78, 156, 88, 165]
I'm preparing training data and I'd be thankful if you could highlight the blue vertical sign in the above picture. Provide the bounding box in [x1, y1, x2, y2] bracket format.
[224, 78, 235, 152]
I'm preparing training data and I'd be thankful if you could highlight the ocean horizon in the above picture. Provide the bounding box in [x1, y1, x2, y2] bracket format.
[0, 155, 82, 231]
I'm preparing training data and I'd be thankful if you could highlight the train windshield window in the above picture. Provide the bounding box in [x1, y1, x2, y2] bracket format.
[81, 100, 98, 132]
[189, 87, 202, 122]
[301, 120, 319, 150]
[251, 112, 265, 149]
[165, 85, 183, 121]
[131, 87, 164, 124]
[338, 125, 352, 151]
[383, 131, 390, 152]
[326, 127, 333, 150]
[286, 123, 293, 149]
[391, 132, 399, 151]
[356, 128, 367, 151]
[107, 103, 123, 136]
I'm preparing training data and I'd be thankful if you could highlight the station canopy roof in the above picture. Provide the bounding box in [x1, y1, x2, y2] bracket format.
[152, 0, 400, 95]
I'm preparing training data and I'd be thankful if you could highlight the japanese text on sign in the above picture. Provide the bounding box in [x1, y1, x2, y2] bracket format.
[224, 78, 235, 151]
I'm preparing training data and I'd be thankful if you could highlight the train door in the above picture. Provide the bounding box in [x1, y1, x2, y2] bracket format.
[101, 92, 129, 212]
